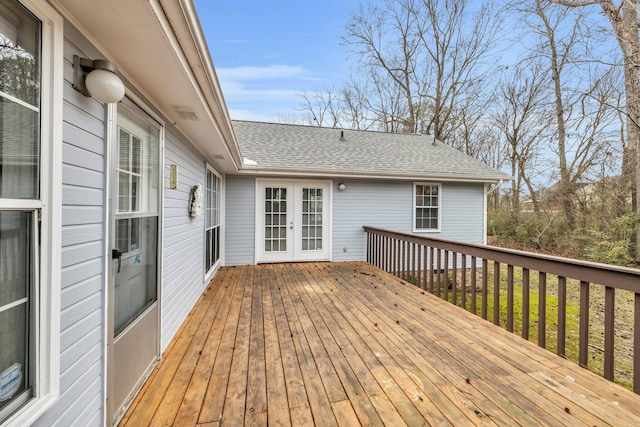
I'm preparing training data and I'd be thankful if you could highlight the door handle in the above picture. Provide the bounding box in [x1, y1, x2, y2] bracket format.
[112, 248, 122, 273]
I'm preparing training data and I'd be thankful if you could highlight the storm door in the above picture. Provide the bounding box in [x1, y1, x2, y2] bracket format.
[107, 102, 161, 425]
[257, 180, 330, 263]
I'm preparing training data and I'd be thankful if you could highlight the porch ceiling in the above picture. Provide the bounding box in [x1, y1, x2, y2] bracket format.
[121, 262, 640, 426]
[53, 0, 241, 173]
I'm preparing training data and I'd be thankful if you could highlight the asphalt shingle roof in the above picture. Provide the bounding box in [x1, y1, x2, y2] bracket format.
[232, 120, 510, 182]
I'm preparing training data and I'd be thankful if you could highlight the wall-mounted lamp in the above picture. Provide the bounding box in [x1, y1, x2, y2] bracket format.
[73, 55, 125, 103]
[338, 183, 346, 191]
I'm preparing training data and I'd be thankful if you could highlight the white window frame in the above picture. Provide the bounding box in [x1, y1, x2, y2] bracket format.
[413, 182, 441, 233]
[1, 1, 63, 426]
[204, 165, 221, 278]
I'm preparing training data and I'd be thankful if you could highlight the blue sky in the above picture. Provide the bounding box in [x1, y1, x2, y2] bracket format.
[194, 0, 361, 122]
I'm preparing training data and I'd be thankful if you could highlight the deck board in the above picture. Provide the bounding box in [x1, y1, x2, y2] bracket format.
[123, 262, 640, 426]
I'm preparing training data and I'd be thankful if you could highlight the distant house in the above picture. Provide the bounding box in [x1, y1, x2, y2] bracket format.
[521, 175, 629, 214]
[0, 1, 508, 426]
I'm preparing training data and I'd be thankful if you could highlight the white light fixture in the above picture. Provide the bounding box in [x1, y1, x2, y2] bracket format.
[73, 55, 125, 103]
[338, 183, 346, 191]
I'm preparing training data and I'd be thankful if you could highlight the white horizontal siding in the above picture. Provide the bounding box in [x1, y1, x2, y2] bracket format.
[224, 175, 255, 265]
[34, 36, 106, 427]
[224, 176, 486, 265]
[161, 129, 214, 352]
[332, 180, 486, 261]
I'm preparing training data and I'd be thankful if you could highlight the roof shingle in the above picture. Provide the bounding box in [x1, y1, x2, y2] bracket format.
[232, 120, 510, 182]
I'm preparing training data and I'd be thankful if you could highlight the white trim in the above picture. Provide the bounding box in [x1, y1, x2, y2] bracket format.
[0, 90, 39, 112]
[412, 182, 442, 233]
[102, 102, 117, 427]
[0, 298, 29, 314]
[107, 99, 164, 426]
[238, 167, 508, 184]
[255, 179, 332, 263]
[483, 184, 488, 245]
[219, 173, 226, 267]
[204, 164, 222, 279]
[2, 1, 63, 426]
[0, 199, 42, 209]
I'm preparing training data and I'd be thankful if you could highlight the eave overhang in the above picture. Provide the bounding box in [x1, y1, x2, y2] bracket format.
[51, 0, 242, 173]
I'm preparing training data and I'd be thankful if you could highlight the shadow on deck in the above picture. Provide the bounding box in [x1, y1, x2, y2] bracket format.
[120, 262, 640, 426]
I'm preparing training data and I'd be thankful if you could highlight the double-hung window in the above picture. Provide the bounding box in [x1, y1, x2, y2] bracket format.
[414, 183, 441, 232]
[204, 167, 220, 274]
[0, 0, 61, 425]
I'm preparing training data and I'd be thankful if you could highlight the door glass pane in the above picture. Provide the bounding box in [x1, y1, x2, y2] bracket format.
[114, 216, 158, 336]
[264, 187, 287, 253]
[301, 187, 322, 252]
[0, 211, 33, 415]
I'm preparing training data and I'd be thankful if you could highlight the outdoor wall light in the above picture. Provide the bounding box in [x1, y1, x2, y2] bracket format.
[338, 183, 346, 191]
[73, 55, 125, 103]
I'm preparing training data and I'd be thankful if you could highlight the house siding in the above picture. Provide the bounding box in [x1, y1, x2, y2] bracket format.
[32, 21, 221, 426]
[224, 177, 486, 266]
[224, 175, 256, 265]
[333, 180, 486, 261]
[161, 130, 211, 352]
[32, 35, 107, 427]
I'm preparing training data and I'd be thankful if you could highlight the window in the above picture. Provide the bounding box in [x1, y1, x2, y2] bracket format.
[205, 167, 221, 273]
[0, 0, 61, 424]
[414, 183, 441, 231]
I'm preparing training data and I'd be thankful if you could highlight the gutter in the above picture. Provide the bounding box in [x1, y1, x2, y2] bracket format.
[486, 179, 505, 195]
[235, 165, 511, 184]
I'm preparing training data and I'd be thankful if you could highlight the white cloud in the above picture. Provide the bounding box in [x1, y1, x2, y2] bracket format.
[217, 65, 311, 81]
[216, 64, 326, 121]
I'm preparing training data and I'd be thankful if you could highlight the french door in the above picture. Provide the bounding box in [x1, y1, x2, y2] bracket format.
[108, 101, 161, 425]
[257, 180, 331, 263]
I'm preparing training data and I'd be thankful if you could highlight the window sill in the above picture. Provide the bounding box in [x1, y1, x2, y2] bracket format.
[4, 393, 58, 427]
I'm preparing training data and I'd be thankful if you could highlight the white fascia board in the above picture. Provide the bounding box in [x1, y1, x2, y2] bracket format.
[157, 0, 242, 169]
[235, 166, 511, 184]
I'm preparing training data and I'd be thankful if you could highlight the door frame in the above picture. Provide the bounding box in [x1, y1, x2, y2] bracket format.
[105, 98, 164, 426]
[255, 178, 332, 263]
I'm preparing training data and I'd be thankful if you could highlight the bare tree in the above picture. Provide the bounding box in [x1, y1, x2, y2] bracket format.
[494, 61, 551, 213]
[516, 0, 618, 227]
[298, 89, 343, 127]
[342, 0, 501, 141]
[547, 0, 640, 258]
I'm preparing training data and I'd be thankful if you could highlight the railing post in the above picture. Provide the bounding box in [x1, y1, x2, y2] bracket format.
[452, 252, 457, 306]
[493, 261, 500, 326]
[471, 256, 477, 315]
[412, 242, 417, 285]
[429, 247, 434, 293]
[538, 272, 547, 349]
[604, 286, 615, 381]
[507, 264, 514, 332]
[557, 276, 566, 357]
[482, 258, 488, 320]
[436, 249, 442, 298]
[522, 268, 530, 340]
[418, 245, 424, 289]
[366, 231, 371, 264]
[444, 251, 450, 302]
[579, 281, 590, 368]
[461, 255, 467, 311]
[634, 293, 640, 393]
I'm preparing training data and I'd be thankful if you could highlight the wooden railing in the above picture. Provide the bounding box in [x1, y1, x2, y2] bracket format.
[363, 225, 640, 393]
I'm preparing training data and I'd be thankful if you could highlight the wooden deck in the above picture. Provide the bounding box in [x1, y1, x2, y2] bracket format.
[120, 262, 640, 426]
